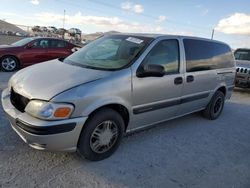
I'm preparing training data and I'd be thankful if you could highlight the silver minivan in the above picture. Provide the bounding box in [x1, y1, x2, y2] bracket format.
[1, 34, 236, 161]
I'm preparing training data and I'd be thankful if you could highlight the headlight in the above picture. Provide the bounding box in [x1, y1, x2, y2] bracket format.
[25, 100, 74, 120]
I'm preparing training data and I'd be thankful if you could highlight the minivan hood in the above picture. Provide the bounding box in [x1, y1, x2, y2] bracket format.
[236, 60, 250, 69]
[10, 59, 111, 100]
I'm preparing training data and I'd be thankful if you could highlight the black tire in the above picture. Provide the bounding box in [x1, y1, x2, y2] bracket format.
[77, 108, 125, 161]
[0, 56, 19, 72]
[202, 91, 225, 120]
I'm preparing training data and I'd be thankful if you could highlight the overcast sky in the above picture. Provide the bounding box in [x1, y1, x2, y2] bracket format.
[1, 0, 250, 48]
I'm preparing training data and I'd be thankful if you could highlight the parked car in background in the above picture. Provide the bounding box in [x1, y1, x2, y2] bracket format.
[234, 48, 250, 88]
[68, 28, 82, 35]
[1, 34, 235, 161]
[56, 28, 67, 35]
[32, 26, 41, 32]
[0, 37, 79, 71]
[40, 27, 48, 32]
[6, 31, 14, 36]
[15, 32, 27, 37]
[47, 26, 57, 33]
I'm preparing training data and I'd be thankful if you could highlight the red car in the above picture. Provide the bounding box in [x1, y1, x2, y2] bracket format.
[0, 37, 79, 72]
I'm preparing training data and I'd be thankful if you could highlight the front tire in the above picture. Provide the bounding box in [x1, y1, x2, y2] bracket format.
[203, 91, 225, 120]
[0, 56, 19, 72]
[77, 108, 125, 161]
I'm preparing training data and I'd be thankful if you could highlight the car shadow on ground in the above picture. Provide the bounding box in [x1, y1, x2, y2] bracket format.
[234, 87, 250, 93]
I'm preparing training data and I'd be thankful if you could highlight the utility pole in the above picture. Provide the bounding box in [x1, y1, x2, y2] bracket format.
[63, 9, 66, 29]
[211, 29, 215, 40]
[62, 9, 66, 39]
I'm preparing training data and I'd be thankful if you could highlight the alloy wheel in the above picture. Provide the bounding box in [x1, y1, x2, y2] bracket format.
[90, 120, 118, 154]
[1, 57, 17, 71]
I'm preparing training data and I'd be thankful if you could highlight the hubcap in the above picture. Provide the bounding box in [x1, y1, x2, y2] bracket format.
[214, 97, 222, 114]
[90, 120, 118, 154]
[2, 57, 17, 71]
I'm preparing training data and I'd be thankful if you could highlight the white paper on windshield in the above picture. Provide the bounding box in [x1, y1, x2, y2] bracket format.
[126, 37, 144, 44]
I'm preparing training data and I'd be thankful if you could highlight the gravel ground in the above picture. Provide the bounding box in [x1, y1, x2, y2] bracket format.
[0, 35, 25, 45]
[1, 71, 250, 188]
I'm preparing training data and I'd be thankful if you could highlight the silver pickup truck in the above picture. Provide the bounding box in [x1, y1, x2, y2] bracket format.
[235, 48, 250, 88]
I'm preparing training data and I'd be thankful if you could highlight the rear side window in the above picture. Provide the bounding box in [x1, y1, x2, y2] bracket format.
[184, 39, 234, 72]
[143, 39, 180, 74]
[50, 40, 67, 48]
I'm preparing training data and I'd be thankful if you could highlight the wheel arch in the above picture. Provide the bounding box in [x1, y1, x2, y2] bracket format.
[216, 85, 227, 97]
[85, 103, 130, 132]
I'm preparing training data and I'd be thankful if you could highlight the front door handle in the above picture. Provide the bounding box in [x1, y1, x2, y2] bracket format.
[174, 77, 183, 85]
[187, 75, 194, 83]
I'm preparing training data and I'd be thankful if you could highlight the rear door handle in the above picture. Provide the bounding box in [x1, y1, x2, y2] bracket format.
[174, 77, 183, 85]
[186, 75, 194, 83]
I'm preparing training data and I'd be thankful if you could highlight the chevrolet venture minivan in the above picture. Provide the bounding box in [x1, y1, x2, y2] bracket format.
[1, 34, 236, 161]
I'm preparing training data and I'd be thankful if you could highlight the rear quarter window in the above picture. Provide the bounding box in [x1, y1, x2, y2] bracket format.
[50, 40, 67, 48]
[184, 39, 234, 72]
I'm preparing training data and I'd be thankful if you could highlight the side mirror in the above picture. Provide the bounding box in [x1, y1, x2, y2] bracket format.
[26, 43, 33, 49]
[137, 64, 165, 78]
[71, 47, 80, 53]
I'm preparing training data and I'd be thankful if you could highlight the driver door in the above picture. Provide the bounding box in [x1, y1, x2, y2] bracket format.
[131, 39, 183, 129]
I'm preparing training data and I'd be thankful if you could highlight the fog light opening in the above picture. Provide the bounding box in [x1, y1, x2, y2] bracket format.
[29, 143, 46, 150]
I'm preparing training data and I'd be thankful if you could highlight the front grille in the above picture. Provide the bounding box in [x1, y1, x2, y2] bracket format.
[10, 88, 30, 112]
[237, 75, 245, 79]
[236, 67, 250, 74]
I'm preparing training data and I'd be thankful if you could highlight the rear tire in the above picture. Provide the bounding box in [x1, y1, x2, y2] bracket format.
[0, 56, 19, 72]
[77, 108, 125, 161]
[202, 91, 225, 120]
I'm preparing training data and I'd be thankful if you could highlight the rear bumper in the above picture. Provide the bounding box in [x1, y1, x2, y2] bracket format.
[1, 88, 88, 152]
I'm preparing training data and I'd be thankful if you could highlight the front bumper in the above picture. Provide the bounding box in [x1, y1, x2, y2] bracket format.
[235, 73, 250, 88]
[1, 88, 88, 152]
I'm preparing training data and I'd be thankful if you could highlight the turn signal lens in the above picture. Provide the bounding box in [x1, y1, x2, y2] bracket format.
[54, 107, 72, 118]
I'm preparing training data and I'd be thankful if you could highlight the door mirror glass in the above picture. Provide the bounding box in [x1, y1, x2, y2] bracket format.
[137, 64, 165, 77]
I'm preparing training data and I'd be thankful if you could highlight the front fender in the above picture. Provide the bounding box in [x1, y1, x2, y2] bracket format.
[80, 96, 132, 117]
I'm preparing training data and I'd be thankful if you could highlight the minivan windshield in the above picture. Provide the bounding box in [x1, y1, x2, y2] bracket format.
[64, 35, 152, 70]
[234, 49, 250, 61]
[11, 38, 35, 46]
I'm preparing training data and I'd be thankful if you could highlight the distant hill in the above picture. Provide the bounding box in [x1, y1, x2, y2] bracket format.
[0, 20, 27, 34]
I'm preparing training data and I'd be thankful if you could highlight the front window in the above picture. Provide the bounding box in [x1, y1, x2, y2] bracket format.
[64, 35, 152, 70]
[11, 38, 35, 46]
[234, 49, 250, 61]
[143, 39, 180, 74]
[32, 39, 49, 48]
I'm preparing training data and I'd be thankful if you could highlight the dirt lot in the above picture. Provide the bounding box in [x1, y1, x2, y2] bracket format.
[1, 71, 250, 188]
[0, 35, 25, 45]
